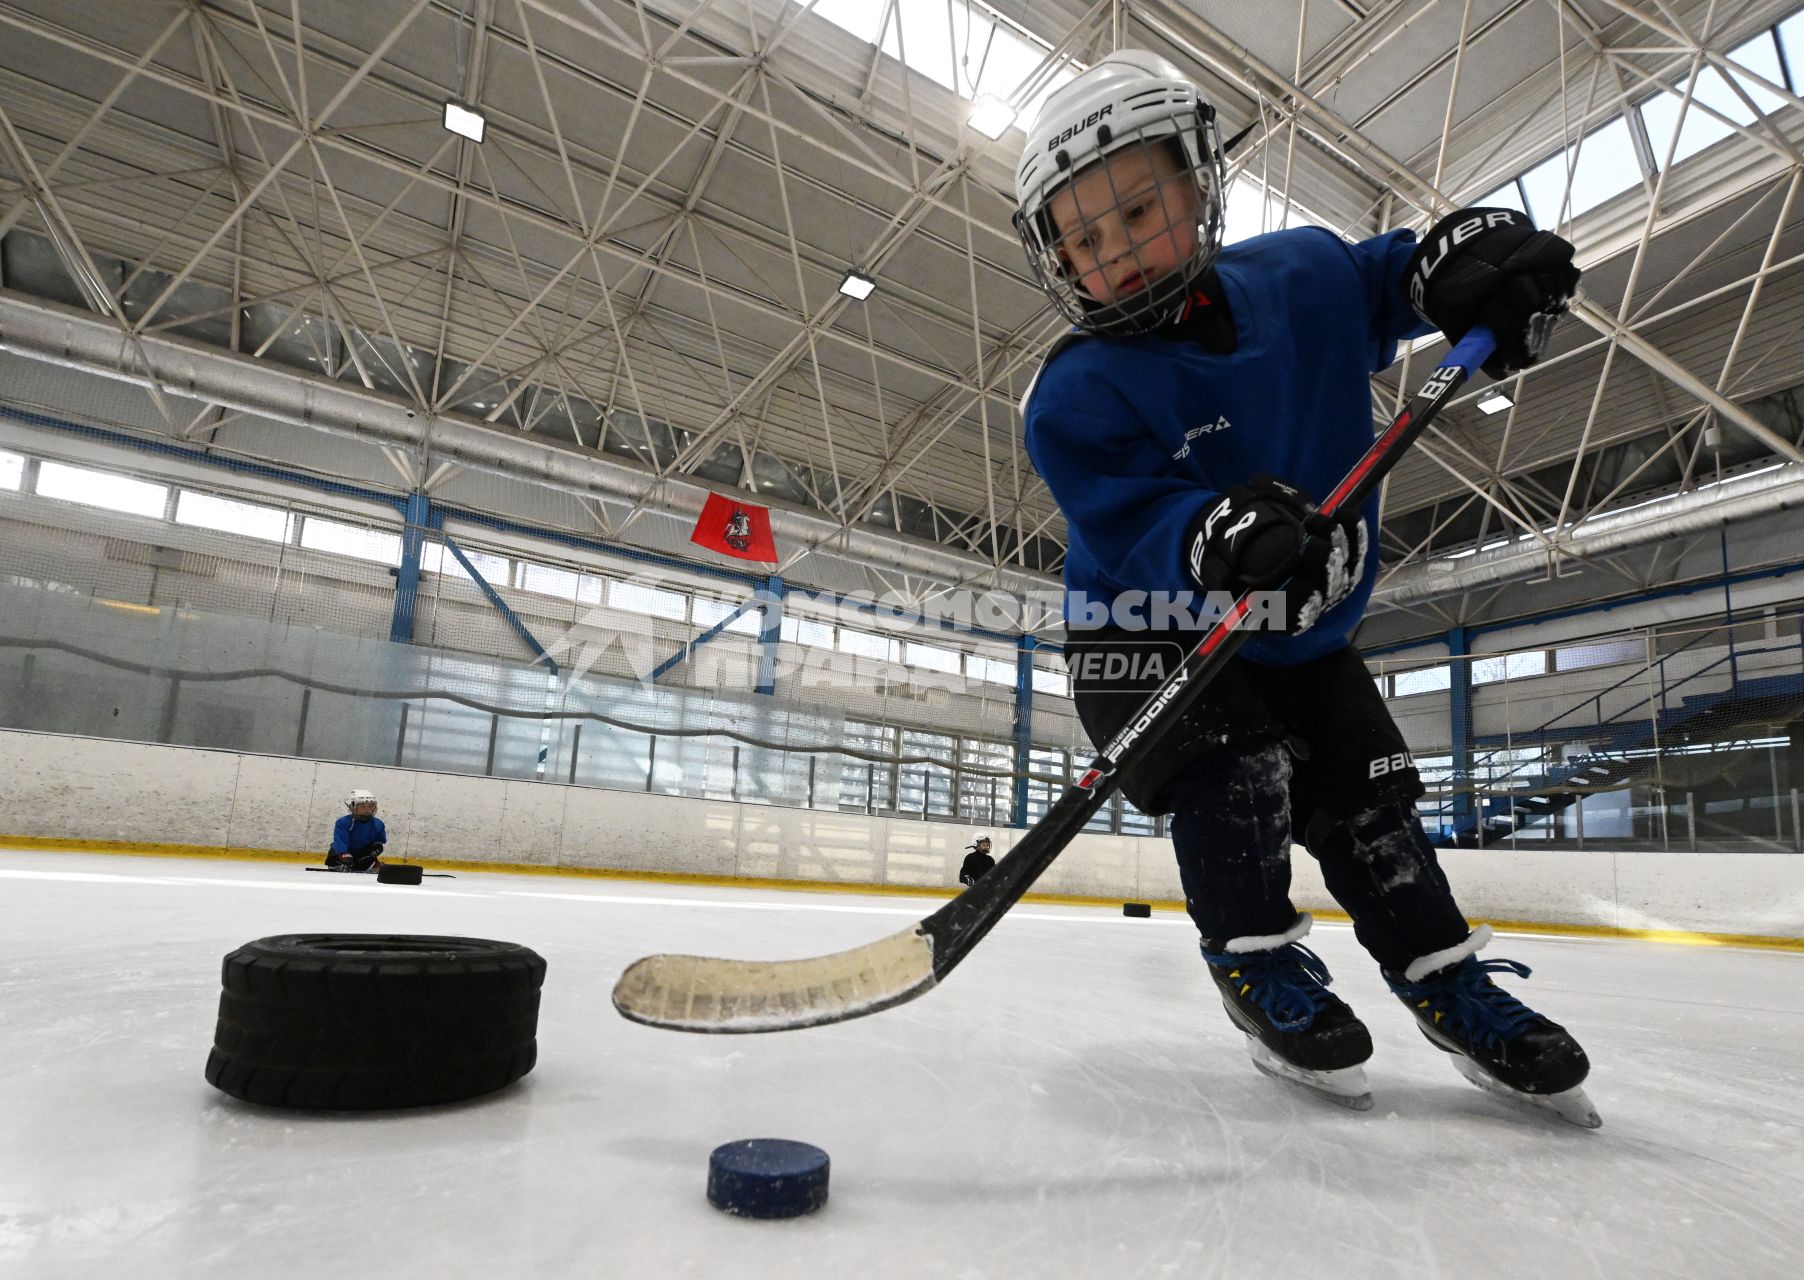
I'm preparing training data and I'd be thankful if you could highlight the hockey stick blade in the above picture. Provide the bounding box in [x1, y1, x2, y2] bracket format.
[613, 926, 937, 1033]
[612, 326, 1498, 1034]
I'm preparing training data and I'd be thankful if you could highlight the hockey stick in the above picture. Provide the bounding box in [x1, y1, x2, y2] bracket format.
[613, 325, 1499, 1034]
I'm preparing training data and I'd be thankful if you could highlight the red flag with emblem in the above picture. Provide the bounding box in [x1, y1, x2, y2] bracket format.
[689, 492, 778, 563]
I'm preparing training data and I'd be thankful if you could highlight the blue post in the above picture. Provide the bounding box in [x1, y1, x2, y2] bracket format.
[1011, 634, 1037, 829]
[388, 491, 430, 643]
[755, 574, 784, 696]
[1449, 625, 1476, 843]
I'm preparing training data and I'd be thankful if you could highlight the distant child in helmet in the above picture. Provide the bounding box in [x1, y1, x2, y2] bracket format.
[959, 835, 996, 887]
[326, 789, 386, 872]
[1014, 50, 1592, 1118]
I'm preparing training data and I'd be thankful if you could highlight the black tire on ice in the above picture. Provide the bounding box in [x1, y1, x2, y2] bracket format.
[204, 934, 546, 1110]
[377, 863, 424, 885]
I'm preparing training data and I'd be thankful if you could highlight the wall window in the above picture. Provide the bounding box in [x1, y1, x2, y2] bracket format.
[1031, 666, 1070, 698]
[609, 579, 688, 620]
[175, 490, 292, 542]
[905, 641, 962, 674]
[694, 596, 764, 636]
[957, 738, 1014, 825]
[964, 653, 1012, 685]
[781, 615, 835, 648]
[35, 461, 168, 518]
[0, 449, 23, 490]
[517, 561, 580, 600]
[1120, 796, 1159, 836]
[837, 720, 896, 811]
[838, 627, 900, 662]
[1554, 638, 1643, 672]
[299, 516, 401, 565]
[1392, 664, 1452, 696]
[1471, 651, 1549, 684]
[423, 542, 510, 583]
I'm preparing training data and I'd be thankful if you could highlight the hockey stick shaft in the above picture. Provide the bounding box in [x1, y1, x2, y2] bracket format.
[611, 326, 1495, 1033]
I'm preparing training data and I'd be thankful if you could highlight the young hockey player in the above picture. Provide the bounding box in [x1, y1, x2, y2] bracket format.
[1014, 49, 1595, 1124]
[325, 789, 387, 872]
[959, 835, 997, 886]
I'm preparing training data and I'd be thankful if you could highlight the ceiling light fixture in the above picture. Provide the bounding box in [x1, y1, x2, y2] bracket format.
[837, 269, 876, 300]
[1476, 392, 1514, 415]
[443, 99, 487, 143]
[967, 94, 1017, 139]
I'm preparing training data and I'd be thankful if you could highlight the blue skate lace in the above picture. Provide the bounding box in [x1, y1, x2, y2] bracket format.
[1389, 958, 1538, 1050]
[1203, 942, 1336, 1033]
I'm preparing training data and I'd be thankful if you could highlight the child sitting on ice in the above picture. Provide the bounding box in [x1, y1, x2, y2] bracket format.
[325, 789, 386, 872]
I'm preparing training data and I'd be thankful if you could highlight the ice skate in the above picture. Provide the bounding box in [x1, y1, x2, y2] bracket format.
[1386, 926, 1599, 1129]
[1203, 913, 1374, 1111]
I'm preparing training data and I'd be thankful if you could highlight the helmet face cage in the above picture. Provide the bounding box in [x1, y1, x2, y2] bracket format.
[346, 790, 378, 813]
[1015, 107, 1227, 338]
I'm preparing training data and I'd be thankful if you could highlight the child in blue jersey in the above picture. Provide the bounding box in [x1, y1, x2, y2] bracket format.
[1013, 50, 1596, 1122]
[326, 789, 387, 872]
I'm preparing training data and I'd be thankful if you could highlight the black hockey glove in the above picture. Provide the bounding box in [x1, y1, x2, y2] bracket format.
[1184, 475, 1367, 635]
[1406, 208, 1579, 379]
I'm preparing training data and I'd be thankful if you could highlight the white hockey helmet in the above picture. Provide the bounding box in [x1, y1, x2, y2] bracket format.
[345, 789, 378, 812]
[1013, 49, 1227, 336]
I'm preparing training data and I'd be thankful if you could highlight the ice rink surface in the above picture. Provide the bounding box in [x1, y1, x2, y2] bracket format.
[3, 848, 1802, 1280]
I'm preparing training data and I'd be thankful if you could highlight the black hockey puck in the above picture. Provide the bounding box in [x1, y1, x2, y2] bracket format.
[1122, 902, 1152, 918]
[707, 1139, 830, 1218]
[377, 863, 424, 885]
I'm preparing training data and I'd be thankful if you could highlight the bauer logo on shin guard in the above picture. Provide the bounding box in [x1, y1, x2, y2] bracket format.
[1369, 751, 1416, 780]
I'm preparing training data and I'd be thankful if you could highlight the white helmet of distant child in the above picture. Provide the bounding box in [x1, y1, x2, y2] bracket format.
[345, 789, 378, 812]
[1013, 49, 1227, 336]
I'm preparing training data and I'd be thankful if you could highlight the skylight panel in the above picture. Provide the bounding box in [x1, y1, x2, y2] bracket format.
[1519, 117, 1642, 224]
[796, 0, 1074, 133]
[1641, 34, 1786, 167]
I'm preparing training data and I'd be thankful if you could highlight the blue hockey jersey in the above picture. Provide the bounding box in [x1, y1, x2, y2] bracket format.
[1023, 226, 1433, 666]
[330, 813, 387, 856]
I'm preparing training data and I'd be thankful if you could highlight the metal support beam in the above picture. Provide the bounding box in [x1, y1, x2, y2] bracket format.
[442, 533, 558, 674]
[0, 290, 1056, 604]
[388, 490, 431, 643]
[651, 594, 761, 682]
[755, 574, 784, 696]
[1448, 625, 1476, 843]
[1011, 634, 1037, 829]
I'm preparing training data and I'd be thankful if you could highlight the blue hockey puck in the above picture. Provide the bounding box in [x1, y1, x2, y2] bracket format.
[707, 1138, 830, 1218]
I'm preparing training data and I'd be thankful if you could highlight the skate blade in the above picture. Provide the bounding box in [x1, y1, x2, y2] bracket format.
[1452, 1055, 1602, 1129]
[1247, 1038, 1374, 1111]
